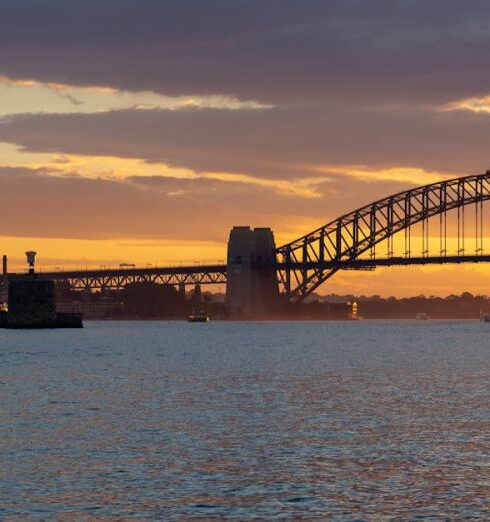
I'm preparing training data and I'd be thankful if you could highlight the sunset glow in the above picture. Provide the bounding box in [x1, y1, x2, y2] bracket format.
[0, 2, 489, 296]
[3, 5, 490, 520]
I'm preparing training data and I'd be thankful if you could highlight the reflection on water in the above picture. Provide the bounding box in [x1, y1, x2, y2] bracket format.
[0, 321, 489, 519]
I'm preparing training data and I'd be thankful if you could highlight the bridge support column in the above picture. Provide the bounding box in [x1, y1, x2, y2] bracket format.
[226, 226, 280, 317]
[178, 283, 186, 298]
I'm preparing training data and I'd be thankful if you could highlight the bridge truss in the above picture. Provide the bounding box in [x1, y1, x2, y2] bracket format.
[19, 264, 227, 292]
[275, 171, 490, 302]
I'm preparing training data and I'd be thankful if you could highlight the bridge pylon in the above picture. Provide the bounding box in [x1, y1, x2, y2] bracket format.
[226, 226, 280, 317]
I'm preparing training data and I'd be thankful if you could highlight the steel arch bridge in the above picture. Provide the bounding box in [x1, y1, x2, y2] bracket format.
[7, 171, 490, 301]
[275, 170, 490, 302]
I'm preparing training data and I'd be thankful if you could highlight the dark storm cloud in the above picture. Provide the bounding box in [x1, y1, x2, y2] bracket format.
[1, 0, 490, 104]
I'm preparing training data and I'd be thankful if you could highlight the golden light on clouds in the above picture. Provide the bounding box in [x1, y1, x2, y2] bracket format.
[0, 75, 271, 116]
[442, 95, 490, 114]
[205, 172, 331, 197]
[313, 164, 458, 185]
[0, 142, 329, 198]
[3, 143, 458, 200]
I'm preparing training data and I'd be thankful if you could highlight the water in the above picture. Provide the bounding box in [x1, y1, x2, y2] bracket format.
[0, 321, 489, 520]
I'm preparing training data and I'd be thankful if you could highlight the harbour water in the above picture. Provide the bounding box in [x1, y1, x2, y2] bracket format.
[1, 321, 489, 519]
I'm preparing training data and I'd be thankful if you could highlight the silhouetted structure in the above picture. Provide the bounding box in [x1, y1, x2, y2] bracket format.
[7, 279, 57, 328]
[226, 226, 279, 317]
[1, 252, 82, 328]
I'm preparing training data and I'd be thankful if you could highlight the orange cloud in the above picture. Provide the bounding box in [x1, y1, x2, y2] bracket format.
[0, 75, 272, 116]
[2, 142, 329, 198]
[441, 95, 490, 114]
[312, 164, 457, 185]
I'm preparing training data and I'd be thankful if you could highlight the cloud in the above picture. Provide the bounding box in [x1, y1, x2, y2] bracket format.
[1, 0, 490, 107]
[314, 165, 456, 185]
[0, 142, 329, 198]
[0, 162, 434, 249]
[0, 166, 335, 243]
[442, 94, 490, 115]
[0, 104, 487, 180]
[0, 75, 269, 117]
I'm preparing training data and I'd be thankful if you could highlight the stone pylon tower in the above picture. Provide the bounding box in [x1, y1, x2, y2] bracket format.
[226, 226, 280, 317]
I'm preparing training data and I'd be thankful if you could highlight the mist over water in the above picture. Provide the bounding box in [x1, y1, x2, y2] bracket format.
[1, 321, 489, 519]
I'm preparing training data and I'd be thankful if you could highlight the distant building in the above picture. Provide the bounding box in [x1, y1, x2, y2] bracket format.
[57, 299, 124, 319]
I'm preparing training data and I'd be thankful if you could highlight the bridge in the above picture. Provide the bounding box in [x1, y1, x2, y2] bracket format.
[6, 170, 490, 314]
[35, 264, 227, 292]
[275, 170, 490, 302]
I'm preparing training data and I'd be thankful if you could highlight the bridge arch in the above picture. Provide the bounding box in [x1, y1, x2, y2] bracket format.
[276, 171, 490, 302]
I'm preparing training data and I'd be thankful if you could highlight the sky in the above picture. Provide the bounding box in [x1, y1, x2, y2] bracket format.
[2, 0, 490, 296]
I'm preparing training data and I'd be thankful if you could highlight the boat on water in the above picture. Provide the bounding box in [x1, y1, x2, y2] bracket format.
[187, 310, 209, 322]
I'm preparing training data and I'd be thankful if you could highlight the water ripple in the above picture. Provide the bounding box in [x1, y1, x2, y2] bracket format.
[0, 320, 489, 519]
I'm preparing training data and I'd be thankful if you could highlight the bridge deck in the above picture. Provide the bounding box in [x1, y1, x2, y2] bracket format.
[36, 264, 227, 279]
[283, 254, 490, 270]
[3, 254, 490, 292]
[5, 264, 228, 291]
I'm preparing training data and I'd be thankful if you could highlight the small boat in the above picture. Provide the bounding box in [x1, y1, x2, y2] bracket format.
[187, 310, 209, 322]
[415, 312, 429, 320]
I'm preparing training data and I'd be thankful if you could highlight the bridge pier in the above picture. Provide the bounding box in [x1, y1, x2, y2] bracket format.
[226, 226, 280, 317]
[178, 283, 186, 298]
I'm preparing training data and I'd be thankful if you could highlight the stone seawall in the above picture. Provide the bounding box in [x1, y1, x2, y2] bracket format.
[2, 278, 83, 329]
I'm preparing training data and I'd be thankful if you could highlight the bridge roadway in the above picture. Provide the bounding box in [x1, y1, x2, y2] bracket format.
[4, 254, 490, 291]
[285, 254, 490, 271]
[8, 264, 228, 291]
